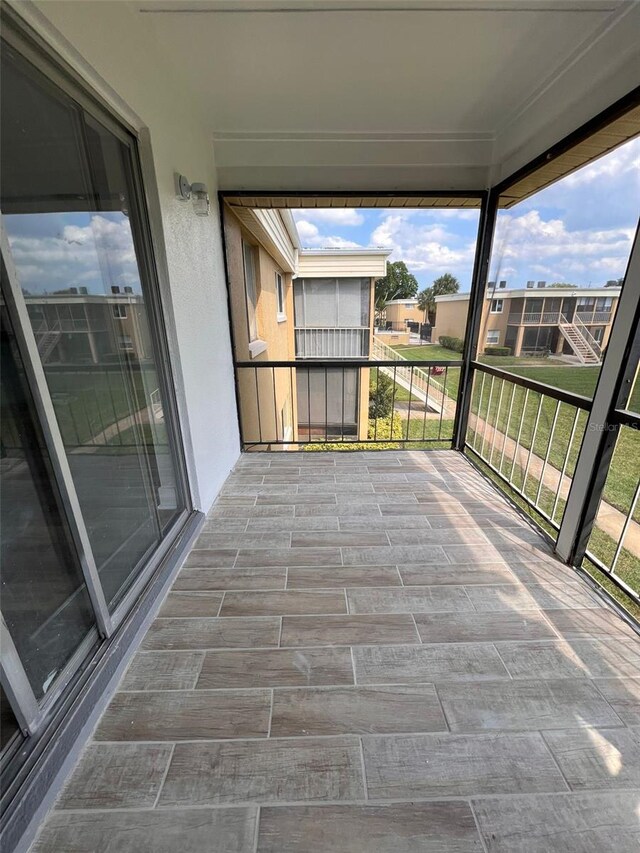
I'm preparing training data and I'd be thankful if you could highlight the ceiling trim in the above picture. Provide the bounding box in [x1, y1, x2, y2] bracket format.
[222, 191, 485, 208]
[139, 1, 620, 13]
[212, 130, 495, 142]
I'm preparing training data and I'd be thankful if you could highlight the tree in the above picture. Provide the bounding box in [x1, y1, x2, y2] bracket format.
[417, 287, 433, 324]
[417, 273, 460, 326]
[374, 261, 418, 324]
[548, 282, 575, 289]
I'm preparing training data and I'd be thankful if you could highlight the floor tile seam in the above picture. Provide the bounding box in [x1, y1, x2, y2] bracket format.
[585, 678, 633, 728]
[117, 673, 617, 693]
[358, 736, 369, 800]
[537, 729, 576, 793]
[267, 689, 274, 738]
[468, 794, 491, 853]
[89, 719, 626, 748]
[51, 787, 640, 818]
[252, 805, 261, 853]
[490, 643, 514, 681]
[87, 727, 576, 747]
[151, 742, 176, 810]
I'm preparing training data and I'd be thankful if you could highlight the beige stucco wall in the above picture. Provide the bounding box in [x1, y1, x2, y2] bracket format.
[224, 207, 297, 445]
[432, 299, 469, 342]
[385, 302, 424, 327]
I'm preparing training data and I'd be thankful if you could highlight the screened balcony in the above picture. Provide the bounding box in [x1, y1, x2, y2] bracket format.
[1, 3, 639, 853]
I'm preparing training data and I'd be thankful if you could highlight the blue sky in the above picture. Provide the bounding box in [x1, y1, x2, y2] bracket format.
[293, 135, 640, 292]
[5, 211, 142, 296]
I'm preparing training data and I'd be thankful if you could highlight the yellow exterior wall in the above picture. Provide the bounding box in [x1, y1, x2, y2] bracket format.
[432, 299, 469, 341]
[385, 301, 424, 327]
[224, 207, 297, 446]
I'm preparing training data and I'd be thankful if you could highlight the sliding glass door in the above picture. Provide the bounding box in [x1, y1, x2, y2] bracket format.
[0, 25, 189, 753]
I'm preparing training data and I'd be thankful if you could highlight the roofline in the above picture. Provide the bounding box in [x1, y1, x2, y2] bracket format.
[385, 298, 418, 305]
[299, 248, 391, 257]
[435, 286, 622, 302]
[279, 209, 301, 250]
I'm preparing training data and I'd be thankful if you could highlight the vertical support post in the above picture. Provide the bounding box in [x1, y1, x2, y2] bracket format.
[453, 189, 498, 450]
[556, 222, 640, 563]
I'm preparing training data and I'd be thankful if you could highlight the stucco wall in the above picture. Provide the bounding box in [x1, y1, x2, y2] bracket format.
[25, 0, 240, 510]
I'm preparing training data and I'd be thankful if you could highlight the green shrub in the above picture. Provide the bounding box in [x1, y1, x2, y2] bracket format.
[303, 416, 403, 451]
[484, 345, 511, 356]
[438, 335, 464, 353]
[369, 370, 394, 419]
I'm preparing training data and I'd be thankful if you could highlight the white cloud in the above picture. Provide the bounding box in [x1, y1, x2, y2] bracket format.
[370, 212, 477, 283]
[294, 208, 364, 226]
[490, 208, 633, 285]
[294, 218, 362, 249]
[7, 214, 141, 293]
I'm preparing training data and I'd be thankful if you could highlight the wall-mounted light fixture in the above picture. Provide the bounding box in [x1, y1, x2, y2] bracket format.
[175, 174, 210, 216]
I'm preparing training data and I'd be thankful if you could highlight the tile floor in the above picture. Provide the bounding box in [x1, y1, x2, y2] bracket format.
[31, 451, 640, 852]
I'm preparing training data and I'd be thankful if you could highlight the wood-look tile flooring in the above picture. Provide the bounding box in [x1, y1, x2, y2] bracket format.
[32, 451, 640, 852]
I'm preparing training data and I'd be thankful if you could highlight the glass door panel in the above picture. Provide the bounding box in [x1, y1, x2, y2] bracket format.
[1, 295, 95, 700]
[1, 42, 184, 611]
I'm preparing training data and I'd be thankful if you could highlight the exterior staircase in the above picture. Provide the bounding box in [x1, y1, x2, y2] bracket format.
[36, 325, 62, 363]
[558, 315, 601, 364]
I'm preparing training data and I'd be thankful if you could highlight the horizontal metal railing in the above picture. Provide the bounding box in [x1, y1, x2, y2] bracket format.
[235, 359, 462, 449]
[465, 361, 591, 535]
[576, 310, 612, 324]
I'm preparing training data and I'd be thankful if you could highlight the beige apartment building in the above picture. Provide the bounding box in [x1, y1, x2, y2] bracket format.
[433, 285, 621, 362]
[223, 201, 389, 444]
[383, 297, 425, 331]
[24, 290, 153, 365]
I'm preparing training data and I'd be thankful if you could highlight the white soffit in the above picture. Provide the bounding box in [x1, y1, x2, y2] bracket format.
[137, 1, 640, 189]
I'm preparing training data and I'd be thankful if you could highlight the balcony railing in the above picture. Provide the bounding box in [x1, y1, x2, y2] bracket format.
[294, 327, 370, 358]
[508, 310, 613, 327]
[465, 361, 591, 536]
[576, 310, 612, 324]
[235, 359, 461, 448]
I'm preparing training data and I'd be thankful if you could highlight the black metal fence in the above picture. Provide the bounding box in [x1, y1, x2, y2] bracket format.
[235, 359, 461, 449]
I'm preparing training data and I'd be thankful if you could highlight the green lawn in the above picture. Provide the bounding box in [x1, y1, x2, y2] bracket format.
[45, 366, 159, 447]
[391, 345, 638, 522]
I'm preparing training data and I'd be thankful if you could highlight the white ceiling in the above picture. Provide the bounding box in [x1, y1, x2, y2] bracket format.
[137, 1, 640, 189]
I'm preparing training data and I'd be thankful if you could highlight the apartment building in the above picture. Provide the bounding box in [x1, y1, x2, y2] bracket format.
[223, 201, 389, 442]
[433, 285, 621, 362]
[383, 297, 424, 331]
[24, 290, 152, 365]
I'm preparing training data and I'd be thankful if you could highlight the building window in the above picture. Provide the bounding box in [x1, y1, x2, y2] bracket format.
[486, 330, 500, 345]
[119, 334, 134, 351]
[242, 241, 259, 342]
[112, 304, 127, 319]
[490, 299, 503, 313]
[592, 326, 605, 343]
[275, 271, 286, 321]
